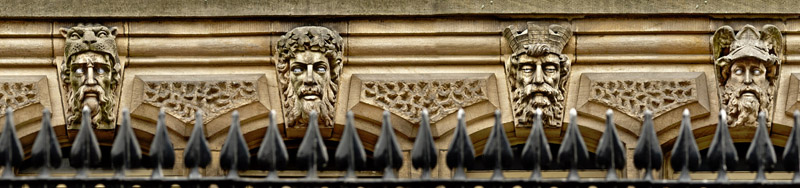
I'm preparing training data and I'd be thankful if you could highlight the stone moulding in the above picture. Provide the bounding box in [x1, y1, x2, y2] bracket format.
[784, 73, 800, 115]
[128, 74, 274, 137]
[576, 72, 710, 134]
[0, 75, 54, 152]
[347, 73, 500, 138]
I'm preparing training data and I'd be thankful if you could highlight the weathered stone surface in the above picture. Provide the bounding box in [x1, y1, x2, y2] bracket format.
[0, 0, 798, 18]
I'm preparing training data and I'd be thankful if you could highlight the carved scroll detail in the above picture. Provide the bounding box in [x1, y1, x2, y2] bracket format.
[361, 79, 488, 124]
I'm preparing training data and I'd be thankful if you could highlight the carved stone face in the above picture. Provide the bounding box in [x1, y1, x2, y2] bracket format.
[289, 51, 332, 126]
[712, 24, 783, 128]
[60, 23, 121, 129]
[275, 26, 343, 128]
[722, 58, 771, 127]
[503, 22, 572, 128]
[509, 52, 568, 128]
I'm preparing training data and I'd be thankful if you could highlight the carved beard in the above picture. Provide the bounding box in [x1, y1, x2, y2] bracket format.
[67, 84, 112, 128]
[287, 82, 335, 128]
[723, 84, 770, 127]
[513, 82, 563, 128]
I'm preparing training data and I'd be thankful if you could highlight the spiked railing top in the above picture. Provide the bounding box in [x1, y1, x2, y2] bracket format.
[558, 109, 589, 168]
[335, 111, 366, 170]
[374, 110, 404, 171]
[149, 108, 175, 169]
[220, 111, 250, 172]
[184, 110, 212, 170]
[483, 110, 513, 169]
[633, 110, 663, 173]
[747, 111, 776, 170]
[31, 109, 61, 171]
[670, 109, 701, 177]
[297, 111, 329, 169]
[257, 110, 288, 171]
[111, 109, 142, 170]
[411, 109, 438, 171]
[70, 106, 102, 169]
[596, 109, 626, 170]
[0, 108, 24, 171]
[784, 110, 800, 170]
[521, 109, 552, 169]
[446, 109, 475, 170]
[707, 109, 737, 171]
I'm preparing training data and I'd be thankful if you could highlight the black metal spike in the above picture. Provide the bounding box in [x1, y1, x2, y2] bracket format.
[706, 109, 737, 182]
[297, 111, 328, 179]
[783, 110, 800, 183]
[558, 109, 589, 181]
[411, 109, 438, 179]
[746, 111, 776, 183]
[69, 106, 102, 178]
[482, 110, 513, 180]
[257, 110, 288, 180]
[670, 109, 701, 182]
[374, 110, 404, 179]
[596, 110, 626, 181]
[335, 111, 366, 180]
[111, 109, 142, 178]
[30, 109, 61, 178]
[0, 108, 23, 179]
[220, 111, 250, 179]
[446, 108, 475, 180]
[184, 110, 211, 179]
[633, 110, 662, 180]
[521, 109, 551, 181]
[149, 108, 175, 179]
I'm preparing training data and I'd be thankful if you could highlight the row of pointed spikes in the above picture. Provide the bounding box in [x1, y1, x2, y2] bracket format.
[0, 106, 798, 182]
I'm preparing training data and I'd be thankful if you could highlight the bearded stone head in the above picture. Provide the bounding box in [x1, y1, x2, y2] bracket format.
[503, 23, 572, 128]
[712, 24, 783, 128]
[60, 23, 121, 130]
[275, 26, 343, 128]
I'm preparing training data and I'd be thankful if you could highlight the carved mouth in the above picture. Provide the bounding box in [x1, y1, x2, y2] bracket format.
[84, 91, 98, 98]
[301, 94, 320, 101]
[740, 89, 758, 99]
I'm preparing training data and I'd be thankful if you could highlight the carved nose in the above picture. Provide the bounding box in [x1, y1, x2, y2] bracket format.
[533, 65, 545, 84]
[304, 64, 316, 85]
[83, 39, 97, 45]
[744, 71, 753, 85]
[85, 66, 97, 86]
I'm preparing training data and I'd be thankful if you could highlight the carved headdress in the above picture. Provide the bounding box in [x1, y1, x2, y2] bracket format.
[503, 22, 572, 57]
[712, 24, 783, 86]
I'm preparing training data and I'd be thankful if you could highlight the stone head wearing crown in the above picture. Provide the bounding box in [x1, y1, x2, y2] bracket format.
[503, 22, 573, 128]
[60, 23, 122, 130]
[712, 25, 783, 128]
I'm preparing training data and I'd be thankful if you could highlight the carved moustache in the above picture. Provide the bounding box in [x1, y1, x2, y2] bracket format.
[298, 85, 322, 101]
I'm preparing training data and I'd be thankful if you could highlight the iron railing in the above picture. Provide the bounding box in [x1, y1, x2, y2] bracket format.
[0, 106, 799, 188]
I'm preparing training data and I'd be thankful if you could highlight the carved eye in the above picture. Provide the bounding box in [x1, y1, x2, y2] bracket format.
[75, 68, 83, 74]
[97, 31, 108, 37]
[521, 65, 534, 73]
[291, 66, 303, 74]
[315, 66, 327, 73]
[734, 68, 743, 75]
[96, 68, 105, 74]
[544, 65, 557, 73]
[70, 33, 80, 40]
[752, 68, 762, 75]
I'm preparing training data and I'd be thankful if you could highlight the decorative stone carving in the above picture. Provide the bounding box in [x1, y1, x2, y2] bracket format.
[712, 25, 783, 128]
[503, 22, 572, 128]
[361, 78, 489, 124]
[59, 23, 122, 130]
[589, 79, 697, 121]
[275, 26, 343, 129]
[142, 80, 258, 124]
[0, 76, 50, 119]
[347, 73, 500, 138]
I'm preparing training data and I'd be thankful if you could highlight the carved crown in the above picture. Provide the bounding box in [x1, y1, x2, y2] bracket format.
[503, 22, 572, 55]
